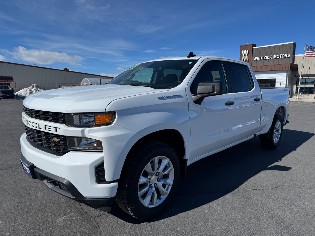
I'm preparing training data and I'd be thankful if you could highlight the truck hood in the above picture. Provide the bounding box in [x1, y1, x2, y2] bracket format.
[24, 84, 160, 113]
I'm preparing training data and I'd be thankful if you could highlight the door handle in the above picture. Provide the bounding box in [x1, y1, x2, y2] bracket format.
[254, 97, 261, 102]
[225, 100, 234, 106]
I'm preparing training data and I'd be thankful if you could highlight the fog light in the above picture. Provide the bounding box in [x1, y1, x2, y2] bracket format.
[67, 137, 103, 151]
[95, 162, 106, 184]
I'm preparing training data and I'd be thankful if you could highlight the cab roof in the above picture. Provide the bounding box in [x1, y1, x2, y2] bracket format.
[147, 56, 248, 66]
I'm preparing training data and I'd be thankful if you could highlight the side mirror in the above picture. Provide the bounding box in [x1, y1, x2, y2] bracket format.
[193, 82, 220, 105]
[196, 82, 219, 95]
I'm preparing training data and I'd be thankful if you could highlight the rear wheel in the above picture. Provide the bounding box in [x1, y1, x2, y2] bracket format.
[260, 115, 283, 149]
[116, 141, 180, 220]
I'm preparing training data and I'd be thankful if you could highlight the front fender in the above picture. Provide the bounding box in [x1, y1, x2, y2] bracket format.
[109, 123, 189, 181]
[86, 103, 190, 181]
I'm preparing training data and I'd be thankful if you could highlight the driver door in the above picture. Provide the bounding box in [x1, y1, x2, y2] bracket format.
[188, 60, 237, 163]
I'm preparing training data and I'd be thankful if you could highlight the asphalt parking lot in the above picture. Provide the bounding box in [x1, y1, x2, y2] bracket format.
[0, 99, 314, 236]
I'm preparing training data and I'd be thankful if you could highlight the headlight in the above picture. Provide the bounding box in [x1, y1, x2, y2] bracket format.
[67, 137, 103, 151]
[66, 112, 116, 127]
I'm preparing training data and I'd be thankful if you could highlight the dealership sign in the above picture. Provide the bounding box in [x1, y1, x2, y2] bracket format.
[254, 53, 291, 61]
[241, 50, 249, 62]
[240, 42, 296, 72]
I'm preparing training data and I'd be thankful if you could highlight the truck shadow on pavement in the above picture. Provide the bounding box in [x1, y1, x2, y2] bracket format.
[110, 129, 314, 223]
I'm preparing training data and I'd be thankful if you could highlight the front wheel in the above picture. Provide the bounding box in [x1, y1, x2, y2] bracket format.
[116, 141, 180, 220]
[259, 115, 283, 149]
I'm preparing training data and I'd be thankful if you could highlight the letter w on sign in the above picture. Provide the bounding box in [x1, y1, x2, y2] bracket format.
[242, 50, 249, 62]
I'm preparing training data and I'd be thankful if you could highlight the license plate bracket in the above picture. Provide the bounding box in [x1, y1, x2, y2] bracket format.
[20, 158, 35, 178]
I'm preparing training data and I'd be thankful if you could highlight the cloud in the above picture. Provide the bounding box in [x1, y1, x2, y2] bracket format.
[197, 50, 223, 56]
[74, 0, 110, 10]
[160, 47, 171, 50]
[136, 25, 163, 34]
[0, 11, 16, 23]
[12, 46, 82, 65]
[144, 50, 156, 53]
[21, 35, 135, 63]
[73, 0, 110, 22]
[100, 72, 116, 77]
[0, 55, 5, 61]
[116, 66, 126, 73]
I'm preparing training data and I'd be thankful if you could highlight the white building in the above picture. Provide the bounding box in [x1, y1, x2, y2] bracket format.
[294, 54, 315, 94]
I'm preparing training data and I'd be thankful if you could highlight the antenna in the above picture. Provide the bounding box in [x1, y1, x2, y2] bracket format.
[187, 52, 196, 58]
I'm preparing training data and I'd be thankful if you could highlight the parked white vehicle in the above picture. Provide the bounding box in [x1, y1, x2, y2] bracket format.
[80, 77, 112, 86]
[20, 54, 289, 220]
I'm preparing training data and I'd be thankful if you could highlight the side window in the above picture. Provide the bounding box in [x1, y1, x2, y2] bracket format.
[222, 62, 254, 93]
[190, 61, 227, 95]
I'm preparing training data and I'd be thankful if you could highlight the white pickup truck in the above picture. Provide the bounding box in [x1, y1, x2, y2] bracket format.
[20, 55, 289, 220]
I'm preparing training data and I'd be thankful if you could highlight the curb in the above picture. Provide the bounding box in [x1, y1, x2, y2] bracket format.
[289, 97, 315, 103]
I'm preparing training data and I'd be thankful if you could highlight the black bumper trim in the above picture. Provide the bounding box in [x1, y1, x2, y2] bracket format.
[21, 156, 115, 209]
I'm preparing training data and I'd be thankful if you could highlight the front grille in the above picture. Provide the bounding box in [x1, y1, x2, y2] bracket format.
[23, 106, 66, 124]
[25, 126, 69, 155]
[1, 90, 13, 95]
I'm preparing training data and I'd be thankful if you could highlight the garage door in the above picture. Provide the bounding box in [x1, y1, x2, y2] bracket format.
[254, 71, 287, 88]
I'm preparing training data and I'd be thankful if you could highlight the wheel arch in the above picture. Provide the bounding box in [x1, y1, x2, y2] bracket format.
[120, 129, 187, 180]
[275, 106, 286, 124]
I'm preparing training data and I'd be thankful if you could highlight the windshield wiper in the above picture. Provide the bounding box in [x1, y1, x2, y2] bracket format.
[129, 82, 145, 86]
[118, 81, 154, 88]
[128, 82, 154, 88]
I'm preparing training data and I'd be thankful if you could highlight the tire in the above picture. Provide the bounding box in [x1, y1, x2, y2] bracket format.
[259, 114, 283, 149]
[116, 141, 180, 220]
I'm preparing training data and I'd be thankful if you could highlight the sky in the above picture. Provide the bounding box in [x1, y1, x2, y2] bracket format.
[0, 0, 314, 76]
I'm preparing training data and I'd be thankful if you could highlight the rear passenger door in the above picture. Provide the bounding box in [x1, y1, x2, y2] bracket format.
[222, 61, 261, 141]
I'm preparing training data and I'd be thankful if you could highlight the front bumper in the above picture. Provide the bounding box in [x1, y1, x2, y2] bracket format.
[20, 155, 114, 209]
[20, 133, 118, 203]
[0, 93, 14, 98]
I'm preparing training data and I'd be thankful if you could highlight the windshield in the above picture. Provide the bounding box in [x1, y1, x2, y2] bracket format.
[110, 59, 198, 89]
